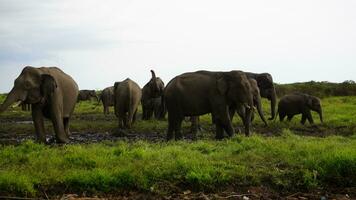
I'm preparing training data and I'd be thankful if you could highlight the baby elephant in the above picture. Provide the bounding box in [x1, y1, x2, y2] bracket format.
[277, 93, 323, 125]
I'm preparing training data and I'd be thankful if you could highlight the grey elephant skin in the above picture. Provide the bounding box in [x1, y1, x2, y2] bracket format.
[277, 93, 323, 124]
[77, 90, 98, 102]
[164, 70, 254, 140]
[245, 72, 277, 120]
[0, 66, 79, 143]
[114, 78, 142, 129]
[230, 78, 268, 126]
[100, 86, 114, 115]
[141, 70, 165, 120]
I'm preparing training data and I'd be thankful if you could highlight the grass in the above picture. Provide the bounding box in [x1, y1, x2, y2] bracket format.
[0, 133, 356, 196]
[0, 94, 356, 196]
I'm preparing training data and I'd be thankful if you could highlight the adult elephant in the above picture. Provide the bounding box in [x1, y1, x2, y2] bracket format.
[141, 70, 165, 120]
[0, 66, 79, 143]
[245, 72, 277, 120]
[99, 86, 114, 115]
[164, 70, 253, 140]
[277, 93, 323, 124]
[114, 78, 142, 129]
[77, 90, 98, 102]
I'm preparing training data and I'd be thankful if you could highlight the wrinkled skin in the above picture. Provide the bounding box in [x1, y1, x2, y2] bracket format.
[77, 90, 98, 102]
[114, 78, 142, 129]
[230, 78, 268, 126]
[99, 86, 114, 115]
[0, 66, 79, 143]
[277, 93, 323, 125]
[245, 72, 277, 120]
[141, 70, 165, 120]
[164, 70, 253, 140]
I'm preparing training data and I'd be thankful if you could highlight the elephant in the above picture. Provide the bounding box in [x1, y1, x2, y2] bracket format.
[189, 77, 268, 134]
[141, 70, 165, 120]
[277, 93, 323, 124]
[99, 86, 114, 115]
[77, 90, 98, 102]
[245, 72, 277, 120]
[164, 70, 254, 140]
[229, 78, 268, 126]
[0, 66, 79, 143]
[114, 78, 142, 129]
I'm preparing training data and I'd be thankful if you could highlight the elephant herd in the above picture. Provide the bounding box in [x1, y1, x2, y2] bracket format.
[0, 66, 323, 144]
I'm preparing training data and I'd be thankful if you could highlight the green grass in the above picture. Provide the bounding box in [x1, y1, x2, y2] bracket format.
[1, 94, 356, 196]
[0, 133, 356, 196]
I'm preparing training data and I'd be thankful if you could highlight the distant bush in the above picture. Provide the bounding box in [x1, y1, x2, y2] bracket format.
[275, 81, 356, 98]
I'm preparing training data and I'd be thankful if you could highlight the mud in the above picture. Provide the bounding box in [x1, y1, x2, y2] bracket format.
[0, 115, 355, 146]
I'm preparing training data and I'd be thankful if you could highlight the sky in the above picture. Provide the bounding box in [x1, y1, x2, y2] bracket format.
[0, 0, 355, 92]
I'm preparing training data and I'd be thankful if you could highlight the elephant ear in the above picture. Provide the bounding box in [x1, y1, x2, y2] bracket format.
[217, 76, 228, 95]
[306, 95, 314, 108]
[40, 74, 57, 96]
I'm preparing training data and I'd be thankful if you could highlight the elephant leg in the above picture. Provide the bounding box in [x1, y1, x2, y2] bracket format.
[301, 114, 307, 125]
[103, 105, 107, 115]
[215, 122, 224, 140]
[142, 105, 147, 120]
[279, 111, 286, 122]
[229, 105, 236, 122]
[132, 109, 137, 124]
[63, 118, 70, 137]
[174, 116, 184, 140]
[123, 112, 129, 128]
[32, 104, 46, 143]
[190, 116, 199, 139]
[50, 114, 69, 143]
[147, 107, 154, 120]
[50, 107, 69, 143]
[287, 115, 293, 122]
[306, 110, 314, 124]
[167, 114, 175, 141]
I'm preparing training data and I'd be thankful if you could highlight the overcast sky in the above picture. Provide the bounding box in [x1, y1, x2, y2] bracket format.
[0, 0, 355, 92]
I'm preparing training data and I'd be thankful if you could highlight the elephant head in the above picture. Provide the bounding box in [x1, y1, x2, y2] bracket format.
[306, 95, 323, 123]
[246, 72, 277, 120]
[218, 71, 254, 136]
[147, 70, 165, 98]
[0, 66, 53, 113]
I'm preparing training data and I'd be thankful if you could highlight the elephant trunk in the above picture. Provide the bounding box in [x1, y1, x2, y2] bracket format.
[256, 97, 268, 126]
[244, 95, 254, 136]
[319, 110, 323, 123]
[0, 87, 27, 113]
[269, 87, 277, 120]
[150, 70, 156, 79]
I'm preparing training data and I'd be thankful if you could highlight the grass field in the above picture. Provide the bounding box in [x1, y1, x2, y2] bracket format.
[0, 95, 356, 198]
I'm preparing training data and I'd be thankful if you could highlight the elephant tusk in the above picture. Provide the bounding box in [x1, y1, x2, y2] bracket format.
[12, 101, 23, 108]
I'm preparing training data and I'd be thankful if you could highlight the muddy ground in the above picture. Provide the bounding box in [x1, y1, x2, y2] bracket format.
[0, 114, 355, 145]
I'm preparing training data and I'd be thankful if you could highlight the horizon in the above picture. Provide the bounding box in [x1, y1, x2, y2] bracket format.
[1, 0, 355, 92]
